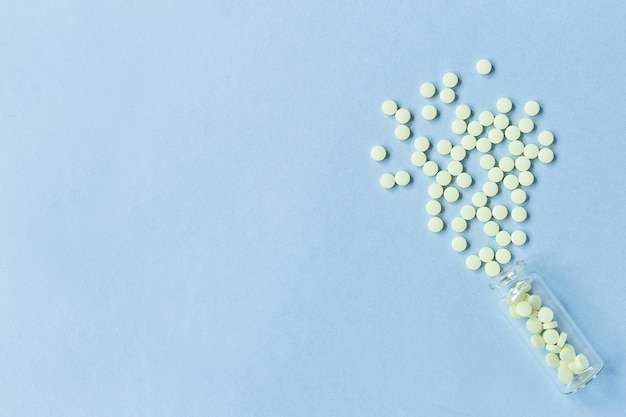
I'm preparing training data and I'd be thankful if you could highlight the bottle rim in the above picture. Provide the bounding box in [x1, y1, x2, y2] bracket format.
[490, 260, 526, 289]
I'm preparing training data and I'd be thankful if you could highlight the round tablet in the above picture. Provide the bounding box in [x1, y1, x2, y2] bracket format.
[476, 137, 492, 153]
[492, 205, 508, 220]
[495, 248, 511, 264]
[545, 353, 560, 368]
[499, 156, 515, 172]
[379, 173, 395, 189]
[511, 189, 527, 204]
[478, 111, 494, 126]
[515, 156, 531, 172]
[538, 306, 554, 323]
[395, 170, 411, 186]
[426, 200, 442, 215]
[395, 124, 411, 140]
[443, 72, 459, 88]
[451, 236, 468, 252]
[450, 146, 467, 161]
[370, 145, 387, 161]
[543, 321, 558, 330]
[455, 104, 472, 120]
[414, 136, 431, 151]
[484, 220, 500, 237]
[493, 114, 510, 130]
[461, 134, 477, 150]
[516, 301, 533, 317]
[575, 354, 590, 370]
[488, 167, 504, 182]
[538, 130, 555, 146]
[557, 332, 568, 348]
[467, 121, 483, 137]
[451, 217, 467, 233]
[558, 366, 574, 385]
[395, 108, 411, 124]
[443, 186, 460, 202]
[423, 160, 439, 177]
[511, 207, 527, 223]
[381, 99, 398, 116]
[466, 254, 482, 271]
[472, 192, 488, 207]
[560, 347, 575, 364]
[451, 119, 467, 135]
[436, 170, 452, 186]
[428, 183, 444, 199]
[508, 140, 524, 156]
[495, 230, 511, 246]
[524, 100, 541, 117]
[531, 334, 546, 349]
[420, 82, 436, 98]
[476, 206, 492, 222]
[422, 104, 438, 120]
[518, 117, 534, 134]
[483, 181, 499, 197]
[428, 216, 444, 233]
[526, 317, 543, 334]
[503, 174, 519, 190]
[504, 125, 521, 141]
[411, 151, 428, 167]
[437, 139, 453, 155]
[456, 206, 473, 222]
[528, 294, 542, 310]
[511, 230, 527, 246]
[476, 59, 492, 75]
[546, 344, 560, 353]
[480, 154, 496, 170]
[488, 128, 504, 144]
[439, 88, 456, 104]
[524, 143, 540, 159]
[447, 160, 463, 176]
[538, 148, 555, 163]
[496, 97, 513, 113]
[456, 172, 473, 188]
[485, 261, 501, 277]
[479, 246, 495, 262]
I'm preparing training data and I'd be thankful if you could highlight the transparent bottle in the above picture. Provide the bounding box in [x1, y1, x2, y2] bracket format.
[490, 261, 603, 394]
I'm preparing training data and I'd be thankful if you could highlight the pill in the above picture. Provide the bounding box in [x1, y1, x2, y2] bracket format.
[423, 160, 439, 176]
[499, 156, 515, 172]
[451, 119, 467, 135]
[414, 136, 431, 151]
[420, 82, 436, 98]
[437, 139, 452, 155]
[395, 108, 411, 124]
[511, 206, 527, 222]
[557, 332, 568, 348]
[503, 174, 519, 190]
[467, 121, 483, 137]
[381, 99, 398, 115]
[538, 148, 555, 163]
[476, 206, 492, 222]
[510, 291, 527, 304]
[492, 205, 508, 220]
[518, 171, 535, 186]
[545, 353, 560, 368]
[443, 186, 460, 202]
[480, 154, 496, 170]
[538, 130, 555, 146]
[472, 192, 488, 207]
[478, 111, 495, 126]
[516, 301, 533, 317]
[478, 246, 495, 262]
[451, 217, 468, 233]
[522, 144, 539, 160]
[428, 216, 444, 233]
[538, 307, 554, 323]
[482, 181, 499, 197]
[466, 254, 482, 271]
[560, 345, 576, 363]
[439, 88, 456, 104]
[426, 200, 442, 215]
[395, 171, 411, 186]
[531, 334, 546, 349]
[511, 230, 527, 246]
[495, 248, 511, 264]
[475, 137, 492, 153]
[485, 261, 501, 277]
[518, 117, 534, 134]
[524, 100, 540, 117]
[436, 170, 452, 186]
[495, 230, 511, 246]
[451, 236, 468, 252]
[515, 156, 531, 172]
[493, 114, 510, 130]
[575, 354, 590, 370]
[546, 343, 561, 353]
[461, 134, 477, 150]
[371, 145, 387, 161]
[411, 151, 428, 167]
[542, 328, 559, 345]
[450, 146, 467, 161]
[509, 140, 524, 156]
[509, 304, 521, 318]
[460, 204, 476, 220]
[456, 172, 473, 188]
[428, 183, 444, 199]
[488, 128, 504, 144]
[447, 160, 463, 176]
[484, 221, 500, 237]
[496, 97, 513, 113]
[422, 104, 438, 120]
[455, 104, 472, 120]
[505, 125, 521, 141]
[511, 189, 527, 204]
[527, 295, 542, 310]
[380, 173, 395, 189]
[558, 366, 574, 385]
[476, 59, 493, 75]
[543, 320, 558, 330]
[488, 167, 504, 182]
[526, 317, 543, 334]
[395, 125, 411, 140]
[443, 72, 459, 88]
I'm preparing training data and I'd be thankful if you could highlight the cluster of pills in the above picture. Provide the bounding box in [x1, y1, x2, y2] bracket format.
[506, 280, 591, 385]
[371, 59, 556, 277]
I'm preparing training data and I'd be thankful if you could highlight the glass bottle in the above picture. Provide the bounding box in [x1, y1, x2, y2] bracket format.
[490, 261, 603, 394]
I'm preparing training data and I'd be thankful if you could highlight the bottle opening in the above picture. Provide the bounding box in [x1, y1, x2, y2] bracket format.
[490, 260, 526, 289]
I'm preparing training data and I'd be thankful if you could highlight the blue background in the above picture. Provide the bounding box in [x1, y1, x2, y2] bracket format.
[1, 1, 625, 416]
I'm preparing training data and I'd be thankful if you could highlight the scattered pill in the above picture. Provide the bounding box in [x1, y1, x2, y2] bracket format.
[545, 353, 560, 368]
[437, 139, 453, 155]
[411, 151, 428, 166]
[516, 301, 532, 317]
[443, 72, 459, 88]
[476, 137, 492, 153]
[423, 160, 439, 177]
[455, 104, 472, 120]
[515, 156, 531, 172]
[428, 183, 444, 199]
[484, 221, 500, 237]
[479, 246, 495, 262]
[499, 156, 515, 172]
[492, 205, 508, 220]
[524, 144, 540, 159]
[509, 140, 524, 156]
[479, 111, 495, 126]
[428, 216, 444, 233]
[460, 204, 476, 220]
[451, 217, 467, 233]
[485, 261, 501, 276]
[543, 329, 559, 345]
[531, 334, 546, 349]
[488, 128, 504, 144]
[505, 125, 521, 141]
[483, 181, 499, 197]
[476, 206, 492, 222]
[422, 104, 438, 120]
[480, 154, 496, 170]
[518, 171, 535, 187]
[496, 97, 513, 113]
[538, 130, 555, 146]
[557, 332, 568, 348]
[526, 317, 543, 334]
[456, 172, 473, 188]
[426, 200, 442, 215]
[538, 148, 555, 163]
[382, 99, 398, 115]
[451, 236, 468, 252]
[380, 173, 395, 189]
[476, 59, 492, 75]
[511, 230, 527, 246]
[371, 145, 387, 161]
[495, 248, 511, 264]
[511, 206, 528, 222]
[420, 82, 436, 98]
[493, 114, 510, 130]
[524, 100, 540, 117]
[439, 88, 456, 104]
[450, 146, 467, 161]
[488, 167, 504, 182]
[466, 254, 482, 271]
[538, 307, 554, 323]
[395, 124, 411, 140]
[436, 170, 452, 186]
[495, 230, 511, 246]
[472, 192, 488, 207]
[461, 134, 477, 150]
[511, 189, 527, 204]
[467, 121, 483, 137]
[451, 119, 467, 135]
[503, 174, 519, 190]
[518, 117, 534, 133]
[395, 108, 411, 124]
[414, 136, 430, 152]
[447, 160, 463, 176]
[443, 186, 460, 202]
[395, 171, 411, 186]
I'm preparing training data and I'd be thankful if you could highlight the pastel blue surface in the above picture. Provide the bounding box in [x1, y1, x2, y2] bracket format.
[1, 1, 625, 415]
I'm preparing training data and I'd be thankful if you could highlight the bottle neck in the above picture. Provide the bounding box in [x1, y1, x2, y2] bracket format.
[490, 260, 528, 296]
